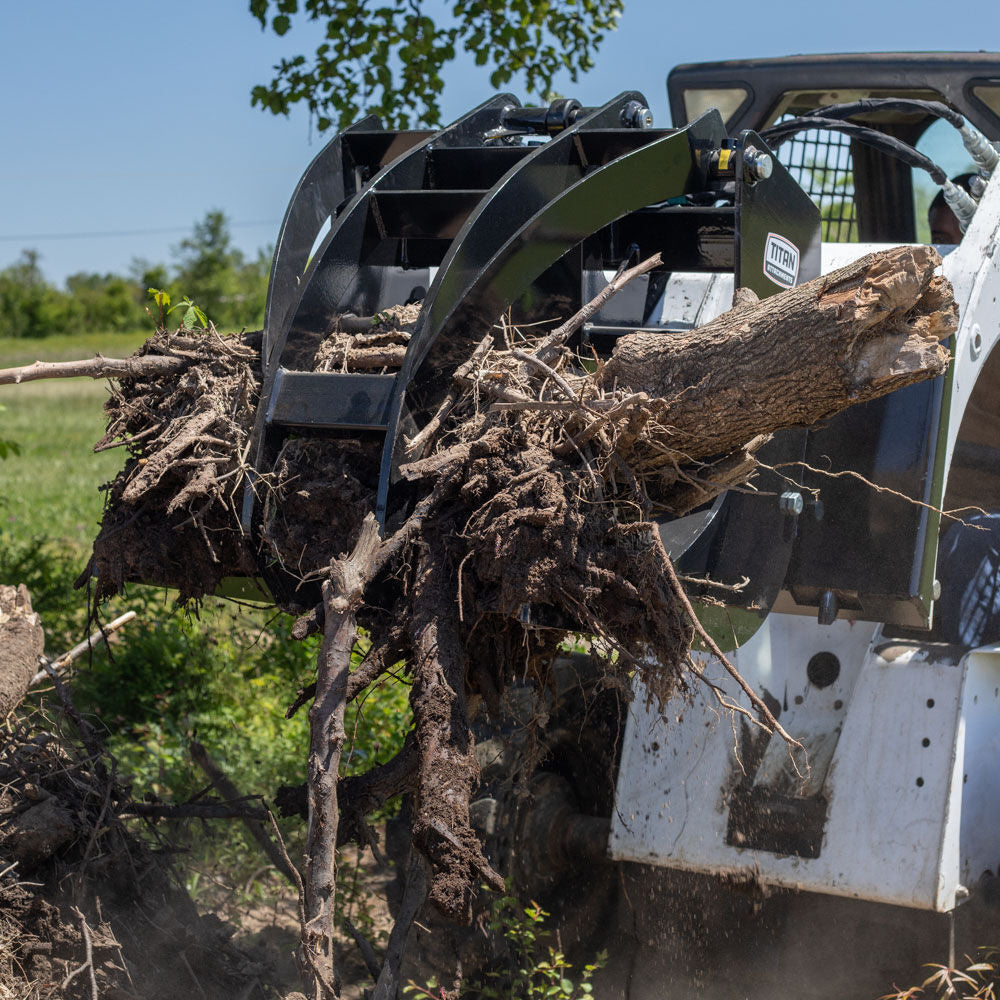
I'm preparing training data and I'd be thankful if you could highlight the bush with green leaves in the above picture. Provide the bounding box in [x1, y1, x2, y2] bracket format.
[0, 528, 411, 894]
[67, 596, 412, 887]
[0, 210, 268, 338]
[0, 531, 92, 652]
[0, 250, 74, 339]
[406, 892, 606, 1000]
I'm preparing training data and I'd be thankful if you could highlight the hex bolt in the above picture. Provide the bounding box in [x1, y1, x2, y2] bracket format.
[743, 145, 773, 182]
[779, 491, 804, 516]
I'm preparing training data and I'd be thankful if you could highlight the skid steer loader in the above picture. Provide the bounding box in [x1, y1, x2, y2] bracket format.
[245, 52, 1000, 997]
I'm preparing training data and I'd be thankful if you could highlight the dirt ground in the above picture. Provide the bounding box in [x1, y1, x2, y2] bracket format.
[0, 704, 402, 999]
[209, 846, 399, 999]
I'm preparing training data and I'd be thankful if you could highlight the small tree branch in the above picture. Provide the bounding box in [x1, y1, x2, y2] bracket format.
[190, 740, 297, 885]
[120, 799, 268, 820]
[0, 354, 188, 386]
[372, 852, 429, 1000]
[303, 513, 382, 995]
[30, 611, 136, 688]
[343, 917, 381, 982]
[532, 251, 664, 363]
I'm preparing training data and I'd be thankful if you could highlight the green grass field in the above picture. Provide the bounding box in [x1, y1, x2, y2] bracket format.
[0, 331, 149, 550]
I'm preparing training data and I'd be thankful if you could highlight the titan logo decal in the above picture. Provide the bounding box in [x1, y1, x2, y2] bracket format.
[764, 232, 800, 288]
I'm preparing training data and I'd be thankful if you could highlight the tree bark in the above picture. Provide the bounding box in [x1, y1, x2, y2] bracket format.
[601, 245, 954, 461]
[303, 514, 382, 996]
[0, 354, 188, 385]
[0, 584, 44, 718]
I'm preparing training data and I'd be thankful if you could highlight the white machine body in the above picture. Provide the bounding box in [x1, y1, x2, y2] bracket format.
[609, 175, 1000, 912]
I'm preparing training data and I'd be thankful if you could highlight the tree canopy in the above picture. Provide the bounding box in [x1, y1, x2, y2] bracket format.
[249, 0, 624, 131]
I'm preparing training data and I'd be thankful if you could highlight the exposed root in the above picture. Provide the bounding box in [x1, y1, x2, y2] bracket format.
[86, 329, 260, 602]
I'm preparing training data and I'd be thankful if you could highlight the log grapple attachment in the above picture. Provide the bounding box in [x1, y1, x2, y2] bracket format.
[242, 92, 820, 571]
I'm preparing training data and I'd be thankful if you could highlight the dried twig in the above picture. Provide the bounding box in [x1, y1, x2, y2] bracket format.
[343, 917, 381, 982]
[407, 332, 493, 458]
[190, 741, 297, 885]
[532, 251, 664, 363]
[0, 354, 188, 386]
[62, 908, 98, 1000]
[119, 799, 268, 820]
[660, 544, 803, 756]
[30, 611, 137, 687]
[372, 852, 429, 1000]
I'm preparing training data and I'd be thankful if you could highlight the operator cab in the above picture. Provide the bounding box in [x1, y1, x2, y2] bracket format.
[669, 52, 1000, 243]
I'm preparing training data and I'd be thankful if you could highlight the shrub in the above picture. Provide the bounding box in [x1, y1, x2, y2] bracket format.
[406, 891, 607, 1000]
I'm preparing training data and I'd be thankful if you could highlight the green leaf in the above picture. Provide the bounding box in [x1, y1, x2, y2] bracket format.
[148, 287, 170, 310]
[249, 0, 621, 129]
[249, 0, 269, 26]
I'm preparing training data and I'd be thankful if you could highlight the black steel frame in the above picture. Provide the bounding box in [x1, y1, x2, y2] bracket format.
[242, 92, 821, 610]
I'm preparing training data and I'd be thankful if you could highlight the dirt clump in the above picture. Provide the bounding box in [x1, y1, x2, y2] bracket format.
[264, 439, 380, 581]
[0, 713, 271, 999]
[85, 329, 261, 603]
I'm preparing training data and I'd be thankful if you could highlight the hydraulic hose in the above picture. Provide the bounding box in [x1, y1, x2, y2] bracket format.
[759, 116, 949, 185]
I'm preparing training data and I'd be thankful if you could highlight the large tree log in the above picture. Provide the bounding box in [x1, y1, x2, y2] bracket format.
[602, 245, 954, 461]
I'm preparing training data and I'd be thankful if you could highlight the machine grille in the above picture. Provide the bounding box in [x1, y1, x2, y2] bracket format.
[774, 120, 858, 242]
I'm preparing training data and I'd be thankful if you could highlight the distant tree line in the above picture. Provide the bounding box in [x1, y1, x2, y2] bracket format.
[0, 211, 270, 338]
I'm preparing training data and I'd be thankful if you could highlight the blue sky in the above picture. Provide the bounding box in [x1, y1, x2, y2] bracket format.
[3, 1, 998, 286]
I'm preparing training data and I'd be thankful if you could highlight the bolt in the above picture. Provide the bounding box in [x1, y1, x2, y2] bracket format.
[779, 491, 803, 516]
[971, 323, 983, 360]
[622, 100, 653, 129]
[743, 145, 773, 182]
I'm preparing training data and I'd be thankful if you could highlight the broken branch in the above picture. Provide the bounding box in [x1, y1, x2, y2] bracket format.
[0, 354, 188, 386]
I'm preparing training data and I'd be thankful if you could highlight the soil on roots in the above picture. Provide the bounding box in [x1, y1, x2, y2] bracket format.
[86, 329, 260, 603]
[84, 323, 698, 943]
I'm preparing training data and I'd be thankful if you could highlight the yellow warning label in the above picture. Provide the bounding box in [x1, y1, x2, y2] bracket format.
[718, 148, 732, 170]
